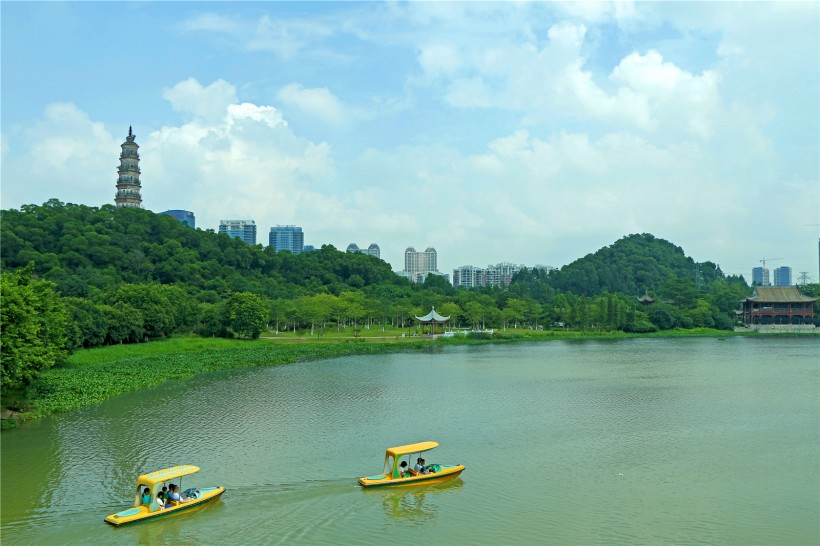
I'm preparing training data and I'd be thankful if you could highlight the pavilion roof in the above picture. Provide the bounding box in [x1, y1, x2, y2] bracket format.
[741, 286, 819, 303]
[415, 307, 450, 322]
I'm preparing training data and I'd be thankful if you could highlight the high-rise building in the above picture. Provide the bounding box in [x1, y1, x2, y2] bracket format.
[115, 126, 142, 208]
[752, 266, 770, 286]
[773, 266, 792, 286]
[485, 262, 524, 288]
[346, 243, 380, 258]
[161, 210, 195, 228]
[452, 265, 484, 288]
[453, 262, 534, 288]
[269, 225, 304, 254]
[399, 247, 440, 283]
[219, 220, 257, 245]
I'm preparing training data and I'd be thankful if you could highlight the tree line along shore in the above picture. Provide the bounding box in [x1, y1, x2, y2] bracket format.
[2, 200, 818, 428]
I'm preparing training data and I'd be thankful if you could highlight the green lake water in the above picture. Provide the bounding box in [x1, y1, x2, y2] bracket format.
[1, 337, 818, 545]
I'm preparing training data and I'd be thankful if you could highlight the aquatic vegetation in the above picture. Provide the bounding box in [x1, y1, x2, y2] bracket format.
[23, 340, 427, 419]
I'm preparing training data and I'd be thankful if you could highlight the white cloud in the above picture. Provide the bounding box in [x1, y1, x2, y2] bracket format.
[1, 103, 119, 207]
[162, 78, 238, 121]
[180, 13, 242, 33]
[276, 84, 371, 126]
[417, 44, 462, 79]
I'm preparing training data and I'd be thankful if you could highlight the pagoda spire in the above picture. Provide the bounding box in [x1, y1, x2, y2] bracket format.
[115, 126, 142, 208]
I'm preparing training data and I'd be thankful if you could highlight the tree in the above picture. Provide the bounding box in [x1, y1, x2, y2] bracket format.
[504, 299, 527, 329]
[224, 292, 269, 339]
[296, 293, 337, 336]
[647, 304, 680, 330]
[105, 284, 175, 338]
[422, 274, 455, 295]
[438, 302, 463, 328]
[100, 303, 144, 344]
[64, 297, 107, 349]
[1, 267, 69, 391]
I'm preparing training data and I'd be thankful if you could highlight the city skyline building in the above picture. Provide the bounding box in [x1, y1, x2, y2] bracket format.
[270, 225, 304, 254]
[161, 210, 195, 228]
[219, 219, 257, 245]
[114, 126, 142, 208]
[346, 243, 380, 258]
[773, 266, 792, 286]
[453, 262, 554, 288]
[402, 246, 439, 283]
[752, 266, 770, 286]
[452, 265, 484, 288]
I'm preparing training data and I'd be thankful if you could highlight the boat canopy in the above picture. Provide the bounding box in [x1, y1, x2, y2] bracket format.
[386, 442, 438, 457]
[138, 465, 200, 487]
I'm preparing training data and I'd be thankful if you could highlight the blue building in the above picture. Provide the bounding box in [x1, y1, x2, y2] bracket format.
[269, 225, 304, 254]
[773, 266, 792, 286]
[161, 209, 195, 228]
[219, 220, 257, 245]
[752, 266, 769, 286]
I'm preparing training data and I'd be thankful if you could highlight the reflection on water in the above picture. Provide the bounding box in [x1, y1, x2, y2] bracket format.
[366, 478, 464, 523]
[1, 338, 818, 545]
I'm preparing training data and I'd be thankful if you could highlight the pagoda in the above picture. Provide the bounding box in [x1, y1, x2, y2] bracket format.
[115, 126, 142, 208]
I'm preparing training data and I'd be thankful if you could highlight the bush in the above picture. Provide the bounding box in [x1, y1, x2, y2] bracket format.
[625, 320, 658, 333]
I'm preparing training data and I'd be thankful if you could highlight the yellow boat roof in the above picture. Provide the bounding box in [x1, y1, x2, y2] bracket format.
[386, 441, 438, 457]
[138, 465, 200, 486]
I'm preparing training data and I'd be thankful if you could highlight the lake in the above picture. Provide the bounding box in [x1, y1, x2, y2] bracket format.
[1, 337, 818, 545]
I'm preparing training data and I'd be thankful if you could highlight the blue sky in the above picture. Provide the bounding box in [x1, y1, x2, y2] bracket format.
[2, 1, 818, 281]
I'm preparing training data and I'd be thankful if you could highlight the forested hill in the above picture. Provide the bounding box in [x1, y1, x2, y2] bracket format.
[1, 200, 403, 298]
[513, 233, 747, 297]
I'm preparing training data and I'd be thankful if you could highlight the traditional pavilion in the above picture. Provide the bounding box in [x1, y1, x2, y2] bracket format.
[738, 286, 818, 325]
[115, 126, 142, 208]
[415, 306, 450, 335]
[637, 293, 655, 305]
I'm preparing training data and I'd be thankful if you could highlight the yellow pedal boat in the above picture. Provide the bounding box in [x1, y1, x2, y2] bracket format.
[358, 441, 465, 488]
[104, 465, 224, 526]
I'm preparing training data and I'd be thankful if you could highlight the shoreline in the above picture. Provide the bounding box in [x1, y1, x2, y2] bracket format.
[2, 327, 812, 428]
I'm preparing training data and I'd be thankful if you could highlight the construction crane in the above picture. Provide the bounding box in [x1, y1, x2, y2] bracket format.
[759, 258, 782, 269]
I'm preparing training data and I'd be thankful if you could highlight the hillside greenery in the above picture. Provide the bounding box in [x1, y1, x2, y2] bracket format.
[1, 199, 785, 400]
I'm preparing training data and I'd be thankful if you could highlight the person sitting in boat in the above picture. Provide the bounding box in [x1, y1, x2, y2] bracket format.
[166, 484, 190, 505]
[399, 461, 410, 477]
[414, 458, 429, 475]
[141, 487, 151, 505]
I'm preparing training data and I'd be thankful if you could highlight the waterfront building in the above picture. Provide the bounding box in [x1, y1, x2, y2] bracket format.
[161, 210, 195, 228]
[115, 126, 142, 208]
[270, 225, 304, 254]
[773, 266, 792, 286]
[346, 243, 381, 258]
[752, 266, 770, 286]
[219, 220, 257, 245]
[738, 286, 818, 325]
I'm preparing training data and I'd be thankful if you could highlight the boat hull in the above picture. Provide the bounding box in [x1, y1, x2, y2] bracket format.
[104, 487, 225, 526]
[358, 465, 464, 488]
